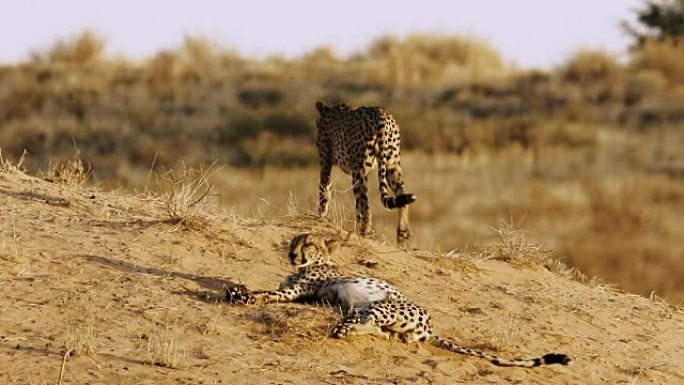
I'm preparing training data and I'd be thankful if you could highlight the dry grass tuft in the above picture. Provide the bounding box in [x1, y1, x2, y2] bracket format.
[563, 49, 624, 83]
[441, 249, 480, 273]
[0, 205, 20, 263]
[0, 148, 27, 173]
[545, 259, 592, 285]
[63, 316, 96, 357]
[147, 325, 181, 368]
[475, 227, 552, 267]
[485, 312, 522, 352]
[246, 307, 333, 344]
[44, 151, 90, 186]
[158, 163, 219, 230]
[649, 291, 674, 319]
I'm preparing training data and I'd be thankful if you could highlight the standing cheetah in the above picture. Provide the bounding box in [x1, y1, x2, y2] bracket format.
[226, 234, 571, 368]
[315, 101, 416, 244]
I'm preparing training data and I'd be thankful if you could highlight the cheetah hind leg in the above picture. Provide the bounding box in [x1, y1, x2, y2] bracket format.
[352, 169, 373, 236]
[331, 317, 392, 340]
[387, 167, 415, 244]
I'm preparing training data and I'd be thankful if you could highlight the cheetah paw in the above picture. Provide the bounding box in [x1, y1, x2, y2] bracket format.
[331, 324, 351, 339]
[225, 284, 256, 305]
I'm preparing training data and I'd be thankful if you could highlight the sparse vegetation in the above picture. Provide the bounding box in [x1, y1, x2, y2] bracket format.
[157, 163, 218, 230]
[44, 149, 89, 186]
[0, 30, 682, 173]
[0, 27, 682, 315]
[147, 325, 181, 368]
[474, 227, 552, 267]
[63, 316, 96, 357]
[622, 0, 684, 46]
[0, 168, 683, 384]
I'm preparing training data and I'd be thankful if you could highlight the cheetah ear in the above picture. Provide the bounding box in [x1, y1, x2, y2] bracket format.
[325, 239, 340, 254]
[315, 101, 327, 114]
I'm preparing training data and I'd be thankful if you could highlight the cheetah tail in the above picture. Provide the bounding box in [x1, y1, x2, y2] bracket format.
[430, 336, 571, 368]
[382, 193, 417, 209]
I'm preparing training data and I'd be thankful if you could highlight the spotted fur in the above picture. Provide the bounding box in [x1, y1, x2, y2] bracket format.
[226, 234, 571, 369]
[332, 301, 571, 368]
[226, 233, 406, 312]
[315, 101, 416, 244]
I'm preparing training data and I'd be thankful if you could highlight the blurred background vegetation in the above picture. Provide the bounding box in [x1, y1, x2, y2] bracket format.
[0, 0, 682, 302]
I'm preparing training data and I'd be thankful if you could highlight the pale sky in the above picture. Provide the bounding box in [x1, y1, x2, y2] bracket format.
[1, 0, 642, 68]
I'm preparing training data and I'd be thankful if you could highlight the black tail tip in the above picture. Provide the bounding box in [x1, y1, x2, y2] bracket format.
[397, 193, 417, 207]
[542, 353, 572, 366]
[383, 194, 417, 209]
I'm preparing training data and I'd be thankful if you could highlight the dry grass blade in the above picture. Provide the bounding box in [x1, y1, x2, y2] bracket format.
[58, 349, 70, 385]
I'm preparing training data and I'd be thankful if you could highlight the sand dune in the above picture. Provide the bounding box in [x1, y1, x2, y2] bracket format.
[1, 168, 682, 384]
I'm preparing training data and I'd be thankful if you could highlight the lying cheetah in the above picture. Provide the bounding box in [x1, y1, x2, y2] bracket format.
[332, 301, 571, 368]
[226, 233, 406, 312]
[226, 234, 571, 368]
[315, 101, 416, 244]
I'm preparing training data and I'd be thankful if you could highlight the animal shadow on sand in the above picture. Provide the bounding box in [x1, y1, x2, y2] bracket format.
[0, 187, 71, 207]
[80, 254, 337, 338]
[81, 254, 239, 303]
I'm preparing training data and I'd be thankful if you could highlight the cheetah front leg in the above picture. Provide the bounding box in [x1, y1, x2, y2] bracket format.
[318, 142, 333, 218]
[226, 284, 309, 305]
[352, 169, 372, 236]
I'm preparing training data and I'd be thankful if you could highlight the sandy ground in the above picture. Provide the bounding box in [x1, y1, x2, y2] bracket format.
[1, 169, 683, 385]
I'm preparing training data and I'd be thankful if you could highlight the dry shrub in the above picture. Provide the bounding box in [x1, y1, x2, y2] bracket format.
[158, 163, 218, 230]
[563, 50, 624, 83]
[631, 38, 684, 85]
[1, 29, 681, 177]
[180, 36, 219, 68]
[33, 30, 104, 66]
[44, 151, 90, 186]
[539, 121, 598, 148]
[359, 34, 506, 86]
[625, 70, 668, 104]
[296, 46, 344, 80]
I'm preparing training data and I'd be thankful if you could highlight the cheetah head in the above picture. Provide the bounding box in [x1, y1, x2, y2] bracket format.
[315, 101, 351, 115]
[288, 233, 339, 268]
